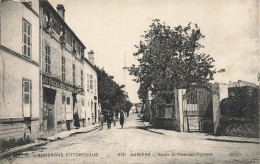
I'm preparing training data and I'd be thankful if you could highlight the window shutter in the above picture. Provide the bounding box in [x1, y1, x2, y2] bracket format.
[30, 82, 32, 104]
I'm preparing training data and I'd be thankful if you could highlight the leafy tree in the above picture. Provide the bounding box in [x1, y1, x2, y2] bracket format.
[126, 19, 224, 104]
[96, 67, 132, 117]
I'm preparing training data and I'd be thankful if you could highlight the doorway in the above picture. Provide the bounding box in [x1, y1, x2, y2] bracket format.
[43, 87, 56, 131]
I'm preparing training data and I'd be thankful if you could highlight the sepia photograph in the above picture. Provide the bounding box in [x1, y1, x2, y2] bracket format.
[0, 0, 259, 163]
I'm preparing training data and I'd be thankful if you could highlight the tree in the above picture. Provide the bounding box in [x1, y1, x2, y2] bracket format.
[96, 66, 132, 117]
[126, 19, 224, 104]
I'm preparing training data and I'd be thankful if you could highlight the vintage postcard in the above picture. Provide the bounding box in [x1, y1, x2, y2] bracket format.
[0, 0, 259, 163]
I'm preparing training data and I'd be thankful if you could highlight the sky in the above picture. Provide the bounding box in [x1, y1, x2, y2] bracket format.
[49, 0, 259, 103]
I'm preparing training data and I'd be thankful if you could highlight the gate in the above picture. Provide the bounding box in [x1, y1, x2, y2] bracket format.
[182, 88, 212, 132]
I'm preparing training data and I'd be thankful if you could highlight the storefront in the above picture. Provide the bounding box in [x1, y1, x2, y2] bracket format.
[42, 74, 84, 133]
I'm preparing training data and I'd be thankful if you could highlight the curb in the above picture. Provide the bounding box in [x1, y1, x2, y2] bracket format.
[142, 120, 259, 143]
[142, 120, 165, 135]
[47, 125, 99, 141]
[0, 141, 48, 158]
[205, 138, 259, 144]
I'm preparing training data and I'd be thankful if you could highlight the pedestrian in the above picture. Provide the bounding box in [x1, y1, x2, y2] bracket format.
[120, 110, 125, 128]
[107, 111, 112, 129]
[113, 113, 116, 126]
[98, 112, 105, 130]
[73, 112, 80, 129]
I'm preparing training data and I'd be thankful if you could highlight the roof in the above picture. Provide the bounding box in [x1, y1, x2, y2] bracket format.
[40, 0, 86, 49]
[84, 57, 97, 72]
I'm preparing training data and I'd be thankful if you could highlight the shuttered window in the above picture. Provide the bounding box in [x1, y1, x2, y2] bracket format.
[72, 64, 76, 84]
[22, 19, 31, 57]
[87, 74, 89, 92]
[90, 75, 93, 93]
[62, 56, 65, 81]
[81, 70, 84, 87]
[45, 44, 51, 73]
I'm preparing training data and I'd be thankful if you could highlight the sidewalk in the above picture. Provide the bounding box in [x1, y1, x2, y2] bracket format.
[45, 124, 99, 141]
[0, 124, 99, 158]
[143, 121, 259, 144]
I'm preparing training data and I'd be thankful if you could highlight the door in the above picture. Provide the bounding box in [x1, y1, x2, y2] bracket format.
[47, 104, 54, 129]
[23, 80, 31, 117]
[43, 87, 56, 131]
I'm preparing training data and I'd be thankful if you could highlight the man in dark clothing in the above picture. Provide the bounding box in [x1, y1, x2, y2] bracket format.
[120, 110, 125, 128]
[73, 112, 80, 129]
[107, 111, 112, 129]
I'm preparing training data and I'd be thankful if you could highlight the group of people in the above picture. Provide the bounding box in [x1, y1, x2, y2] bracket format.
[98, 110, 125, 130]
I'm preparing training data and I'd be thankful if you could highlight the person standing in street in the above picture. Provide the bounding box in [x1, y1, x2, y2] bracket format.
[120, 110, 125, 128]
[73, 112, 80, 129]
[107, 111, 112, 129]
[98, 112, 104, 130]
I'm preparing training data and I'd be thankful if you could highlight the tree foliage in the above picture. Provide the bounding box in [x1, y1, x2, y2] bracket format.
[96, 66, 132, 117]
[126, 19, 224, 103]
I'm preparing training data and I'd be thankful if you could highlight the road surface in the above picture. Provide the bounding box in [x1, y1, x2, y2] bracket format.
[1, 113, 259, 164]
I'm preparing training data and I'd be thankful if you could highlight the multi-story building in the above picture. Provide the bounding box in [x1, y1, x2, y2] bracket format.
[0, 1, 40, 139]
[84, 50, 99, 125]
[39, 1, 87, 135]
[0, 0, 100, 140]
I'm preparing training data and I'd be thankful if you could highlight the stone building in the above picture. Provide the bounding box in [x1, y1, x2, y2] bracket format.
[39, 1, 93, 136]
[84, 50, 99, 126]
[0, 1, 40, 139]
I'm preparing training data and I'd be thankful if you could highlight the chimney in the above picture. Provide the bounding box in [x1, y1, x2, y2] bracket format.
[88, 50, 94, 65]
[56, 4, 65, 20]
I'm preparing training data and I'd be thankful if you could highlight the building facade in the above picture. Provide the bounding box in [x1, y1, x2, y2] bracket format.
[0, 1, 40, 139]
[39, 1, 87, 136]
[84, 51, 99, 126]
[0, 0, 100, 140]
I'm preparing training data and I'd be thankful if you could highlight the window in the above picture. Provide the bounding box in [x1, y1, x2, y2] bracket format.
[90, 75, 93, 93]
[23, 79, 31, 117]
[45, 44, 51, 73]
[62, 95, 65, 104]
[53, 19, 61, 35]
[22, 19, 31, 57]
[62, 56, 65, 81]
[87, 74, 89, 92]
[94, 79, 97, 95]
[82, 99, 84, 106]
[81, 70, 84, 87]
[72, 64, 76, 84]
[67, 97, 70, 105]
[66, 31, 72, 47]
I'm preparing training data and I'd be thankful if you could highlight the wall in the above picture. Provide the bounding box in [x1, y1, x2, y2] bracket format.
[1, 1, 39, 63]
[212, 83, 229, 135]
[0, 1, 40, 140]
[84, 61, 98, 125]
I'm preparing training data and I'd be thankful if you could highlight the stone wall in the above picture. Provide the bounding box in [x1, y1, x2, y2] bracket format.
[153, 117, 180, 131]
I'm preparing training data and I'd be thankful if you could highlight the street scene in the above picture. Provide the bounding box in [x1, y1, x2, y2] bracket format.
[2, 113, 259, 164]
[0, 0, 259, 163]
